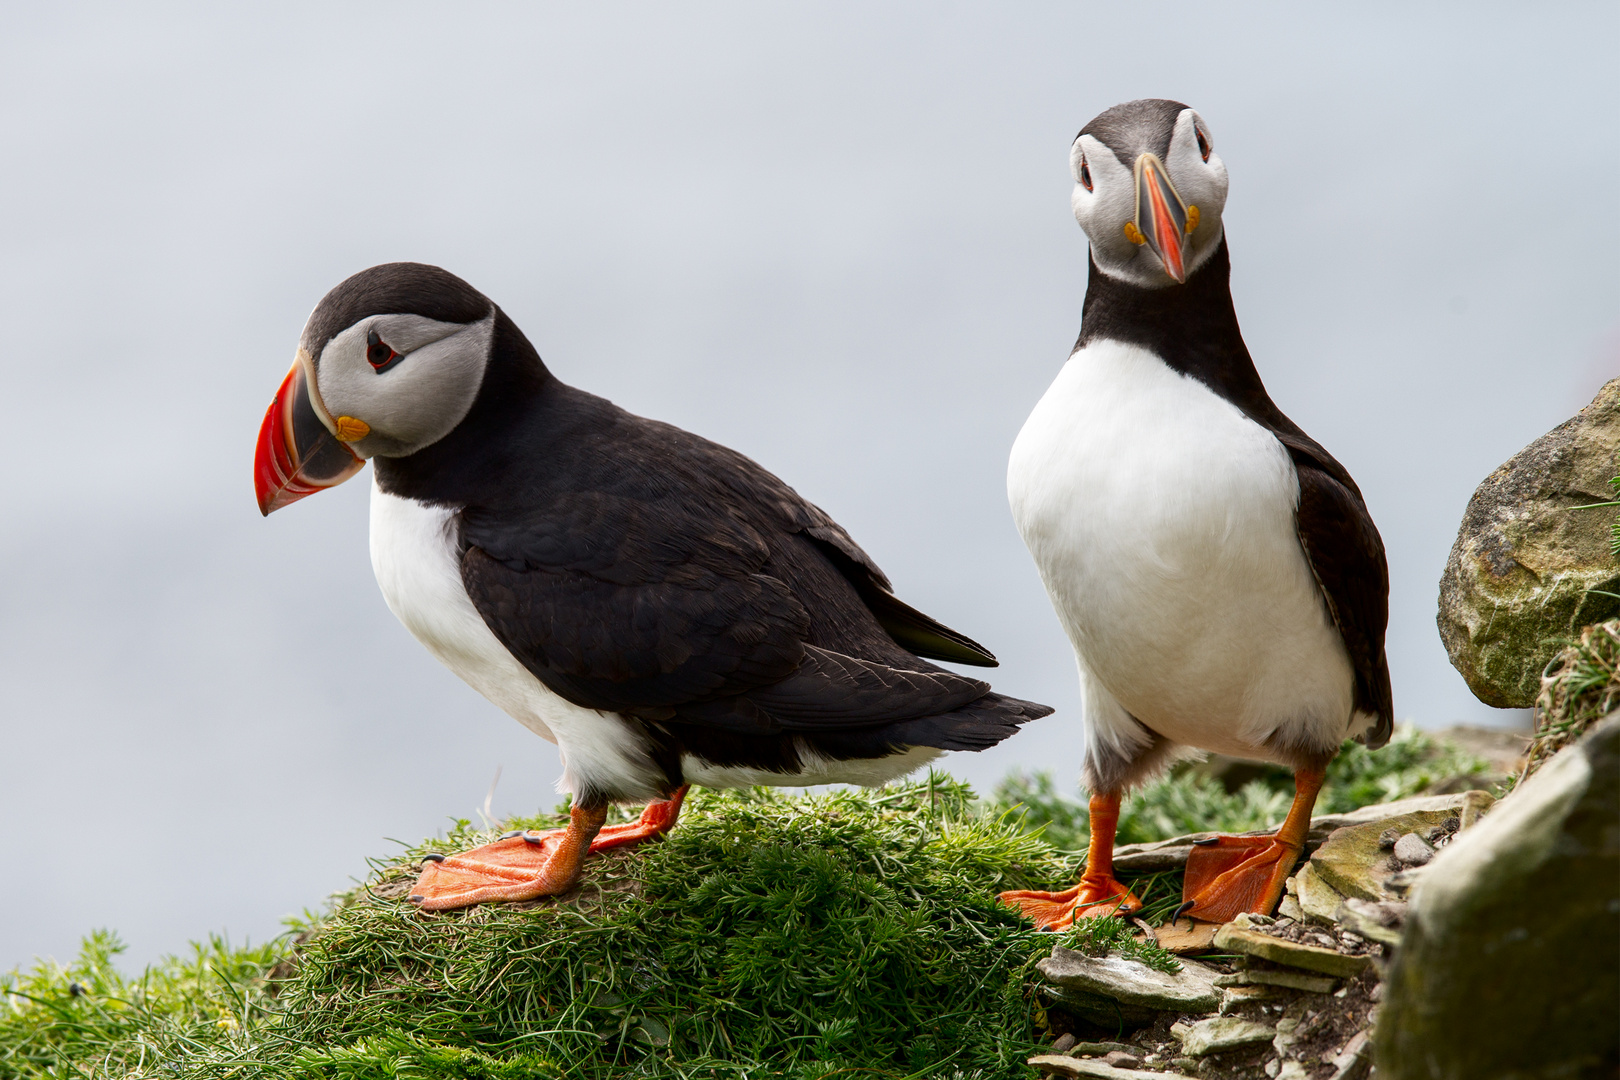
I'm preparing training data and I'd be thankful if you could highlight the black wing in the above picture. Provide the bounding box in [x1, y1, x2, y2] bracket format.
[1274, 432, 1394, 748]
[457, 468, 1019, 743]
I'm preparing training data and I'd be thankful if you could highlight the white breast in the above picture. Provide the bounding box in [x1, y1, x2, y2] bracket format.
[367, 479, 670, 803]
[1007, 339, 1355, 762]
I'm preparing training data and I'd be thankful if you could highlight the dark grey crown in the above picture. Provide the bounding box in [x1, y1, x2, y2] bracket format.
[299, 262, 494, 359]
[1077, 98, 1189, 171]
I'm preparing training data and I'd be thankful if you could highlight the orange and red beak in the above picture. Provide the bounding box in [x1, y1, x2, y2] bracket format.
[254, 358, 365, 516]
[1133, 152, 1192, 283]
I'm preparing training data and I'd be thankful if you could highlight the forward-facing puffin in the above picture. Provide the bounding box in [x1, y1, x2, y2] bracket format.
[998, 100, 1392, 928]
[255, 263, 1049, 910]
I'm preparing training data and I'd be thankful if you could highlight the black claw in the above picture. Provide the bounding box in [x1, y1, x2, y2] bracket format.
[522, 833, 545, 845]
[1192, 836, 1220, 846]
[421, 853, 447, 864]
[499, 830, 523, 840]
[408, 895, 424, 904]
[1172, 900, 1197, 923]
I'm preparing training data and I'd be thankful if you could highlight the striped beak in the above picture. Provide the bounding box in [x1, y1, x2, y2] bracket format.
[1133, 152, 1191, 283]
[254, 357, 365, 515]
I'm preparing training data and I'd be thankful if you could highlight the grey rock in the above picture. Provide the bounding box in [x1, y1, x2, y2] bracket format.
[1391, 832, 1434, 866]
[1294, 862, 1348, 924]
[1102, 1051, 1141, 1068]
[1067, 1041, 1141, 1057]
[1215, 968, 1337, 993]
[1328, 1031, 1371, 1080]
[1377, 716, 1620, 1078]
[1050, 1033, 1077, 1053]
[1438, 377, 1620, 708]
[1213, 919, 1374, 979]
[1037, 947, 1221, 1026]
[1027, 1053, 1195, 1079]
[1377, 828, 1400, 850]
[1171, 1016, 1276, 1056]
[1335, 898, 1406, 947]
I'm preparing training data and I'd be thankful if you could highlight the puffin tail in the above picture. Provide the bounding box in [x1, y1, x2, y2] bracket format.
[877, 692, 1054, 753]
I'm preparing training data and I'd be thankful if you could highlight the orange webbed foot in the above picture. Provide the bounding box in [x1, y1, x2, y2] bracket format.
[1177, 833, 1302, 923]
[999, 875, 1143, 930]
[409, 787, 688, 912]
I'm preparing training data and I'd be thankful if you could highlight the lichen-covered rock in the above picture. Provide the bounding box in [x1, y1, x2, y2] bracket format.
[1036, 947, 1221, 1026]
[1309, 809, 1460, 902]
[1438, 378, 1620, 708]
[1375, 716, 1620, 1079]
[1170, 1016, 1275, 1056]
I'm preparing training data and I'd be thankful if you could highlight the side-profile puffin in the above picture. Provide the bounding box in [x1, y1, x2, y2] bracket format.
[998, 99, 1392, 928]
[255, 263, 1050, 910]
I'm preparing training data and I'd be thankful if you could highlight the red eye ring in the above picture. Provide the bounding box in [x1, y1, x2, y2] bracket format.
[366, 329, 402, 372]
[1195, 127, 1211, 163]
[1079, 156, 1093, 192]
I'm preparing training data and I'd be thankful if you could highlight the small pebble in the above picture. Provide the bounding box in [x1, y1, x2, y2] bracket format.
[1369, 982, 1384, 1002]
[1392, 832, 1435, 867]
[1103, 1051, 1141, 1068]
[1378, 828, 1400, 850]
[1050, 1033, 1076, 1053]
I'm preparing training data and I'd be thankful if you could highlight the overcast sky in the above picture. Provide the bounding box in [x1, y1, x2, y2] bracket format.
[2, 3, 1614, 972]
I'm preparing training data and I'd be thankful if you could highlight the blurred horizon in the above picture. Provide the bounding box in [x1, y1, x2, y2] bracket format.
[1, 2, 1614, 972]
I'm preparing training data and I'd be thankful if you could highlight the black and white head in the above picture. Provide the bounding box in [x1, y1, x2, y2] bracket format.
[1070, 99, 1229, 288]
[255, 263, 507, 514]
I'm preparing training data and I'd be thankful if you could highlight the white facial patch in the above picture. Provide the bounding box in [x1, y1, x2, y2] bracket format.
[1071, 109, 1230, 289]
[314, 312, 495, 458]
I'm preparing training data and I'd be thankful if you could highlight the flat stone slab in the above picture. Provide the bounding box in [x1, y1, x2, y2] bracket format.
[1171, 1016, 1277, 1056]
[1294, 862, 1349, 924]
[1153, 919, 1219, 954]
[1037, 947, 1221, 1026]
[1211, 924, 1374, 979]
[1335, 898, 1405, 947]
[1215, 968, 1337, 993]
[1028, 1055, 1196, 1079]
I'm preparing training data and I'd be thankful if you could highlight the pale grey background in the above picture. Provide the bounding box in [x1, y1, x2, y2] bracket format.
[2, 3, 1614, 972]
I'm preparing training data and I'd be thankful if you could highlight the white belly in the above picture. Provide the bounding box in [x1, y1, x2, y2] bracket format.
[368, 480, 671, 802]
[1007, 339, 1355, 761]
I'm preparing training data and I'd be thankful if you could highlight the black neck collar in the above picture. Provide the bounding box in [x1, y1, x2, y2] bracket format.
[1076, 237, 1294, 435]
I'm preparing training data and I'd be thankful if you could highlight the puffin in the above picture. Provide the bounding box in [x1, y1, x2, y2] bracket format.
[254, 262, 1050, 911]
[997, 99, 1392, 928]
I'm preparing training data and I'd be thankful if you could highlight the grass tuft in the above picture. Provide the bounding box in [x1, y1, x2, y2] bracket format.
[1519, 618, 1620, 785]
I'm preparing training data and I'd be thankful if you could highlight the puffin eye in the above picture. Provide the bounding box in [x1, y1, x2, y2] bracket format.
[366, 329, 402, 372]
[1195, 127, 1211, 163]
[1079, 157, 1093, 192]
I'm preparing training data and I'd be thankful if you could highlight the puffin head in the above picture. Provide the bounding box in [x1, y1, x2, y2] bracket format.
[254, 262, 499, 515]
[1070, 98, 1229, 288]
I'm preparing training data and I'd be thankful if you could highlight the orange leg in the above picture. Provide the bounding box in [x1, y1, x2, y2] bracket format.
[998, 791, 1143, 930]
[409, 786, 689, 912]
[1178, 763, 1327, 923]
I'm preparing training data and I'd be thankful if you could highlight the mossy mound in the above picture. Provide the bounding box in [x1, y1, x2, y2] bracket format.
[0, 777, 1180, 1080]
[1520, 618, 1620, 783]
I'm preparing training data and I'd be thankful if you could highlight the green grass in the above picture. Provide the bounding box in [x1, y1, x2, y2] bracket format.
[1520, 618, 1620, 785]
[2, 777, 1175, 1080]
[3, 730, 1485, 1079]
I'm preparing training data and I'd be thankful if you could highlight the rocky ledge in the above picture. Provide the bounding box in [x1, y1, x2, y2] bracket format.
[1028, 720, 1619, 1079]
